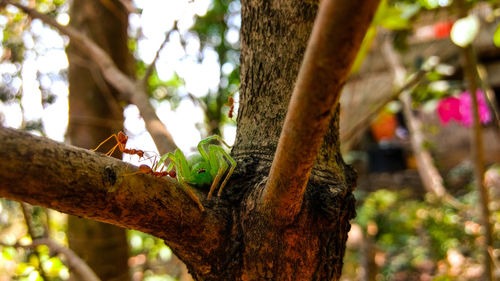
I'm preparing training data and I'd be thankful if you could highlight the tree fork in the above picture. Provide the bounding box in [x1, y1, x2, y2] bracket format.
[263, 0, 380, 223]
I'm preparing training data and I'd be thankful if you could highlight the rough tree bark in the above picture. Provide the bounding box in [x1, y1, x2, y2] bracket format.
[0, 0, 380, 280]
[66, 1, 132, 281]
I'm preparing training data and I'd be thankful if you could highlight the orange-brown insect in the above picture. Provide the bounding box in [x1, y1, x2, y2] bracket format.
[135, 164, 176, 178]
[124, 161, 204, 211]
[227, 96, 235, 118]
[123, 153, 176, 178]
[92, 131, 145, 159]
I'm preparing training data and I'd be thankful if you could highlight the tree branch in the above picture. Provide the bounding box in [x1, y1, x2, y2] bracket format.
[2, 0, 178, 154]
[262, 0, 380, 223]
[457, 1, 494, 278]
[20, 203, 49, 281]
[0, 127, 228, 263]
[340, 67, 427, 145]
[38, 239, 101, 281]
[20, 202, 41, 238]
[463, 44, 494, 281]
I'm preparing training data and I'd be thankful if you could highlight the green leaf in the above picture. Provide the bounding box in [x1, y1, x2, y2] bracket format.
[350, 26, 377, 74]
[450, 15, 480, 47]
[419, 0, 439, 9]
[2, 246, 16, 260]
[43, 257, 65, 276]
[378, 6, 410, 30]
[373, 0, 411, 30]
[494, 23, 500, 48]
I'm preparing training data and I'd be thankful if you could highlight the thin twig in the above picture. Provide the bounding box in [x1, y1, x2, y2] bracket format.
[262, 0, 381, 223]
[340, 68, 427, 143]
[187, 93, 208, 113]
[20, 202, 38, 238]
[2, 0, 178, 154]
[477, 65, 500, 133]
[0, 239, 101, 281]
[381, 40, 462, 209]
[20, 203, 49, 281]
[142, 21, 178, 86]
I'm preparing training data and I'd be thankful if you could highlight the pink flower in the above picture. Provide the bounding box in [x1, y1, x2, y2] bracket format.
[437, 96, 461, 125]
[436, 90, 491, 127]
[458, 90, 491, 127]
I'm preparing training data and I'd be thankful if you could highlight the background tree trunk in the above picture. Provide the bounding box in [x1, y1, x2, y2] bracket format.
[66, 1, 132, 280]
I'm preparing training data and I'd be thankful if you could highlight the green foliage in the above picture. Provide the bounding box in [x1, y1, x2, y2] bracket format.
[351, 0, 418, 73]
[0, 0, 66, 63]
[132, 0, 240, 136]
[127, 230, 181, 280]
[190, 0, 240, 135]
[1, 11, 27, 63]
[2, 246, 16, 260]
[0, 69, 22, 103]
[0, 0, 67, 136]
[345, 188, 488, 280]
[494, 23, 500, 48]
[409, 60, 462, 105]
[149, 71, 184, 109]
[419, 0, 447, 9]
[129, 230, 172, 260]
[34, 0, 66, 14]
[375, 0, 415, 30]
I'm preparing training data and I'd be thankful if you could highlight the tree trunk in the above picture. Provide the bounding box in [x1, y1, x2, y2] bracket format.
[179, 1, 359, 280]
[66, 1, 132, 280]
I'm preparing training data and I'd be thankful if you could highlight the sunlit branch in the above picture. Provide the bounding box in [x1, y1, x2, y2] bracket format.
[2, 0, 178, 154]
[262, 0, 381, 223]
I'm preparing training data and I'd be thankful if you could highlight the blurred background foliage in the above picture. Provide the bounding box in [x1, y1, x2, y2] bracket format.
[342, 163, 500, 281]
[0, 0, 500, 280]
